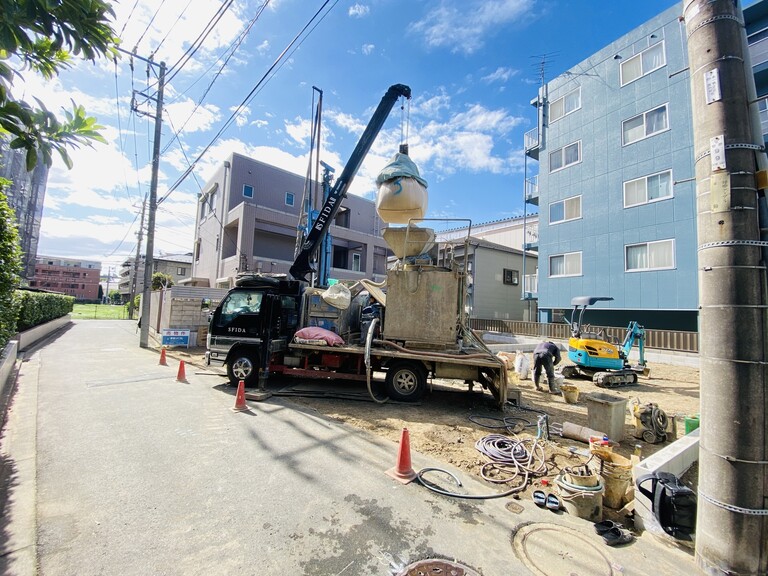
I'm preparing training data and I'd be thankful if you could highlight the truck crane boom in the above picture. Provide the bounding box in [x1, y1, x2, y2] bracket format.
[289, 83, 412, 283]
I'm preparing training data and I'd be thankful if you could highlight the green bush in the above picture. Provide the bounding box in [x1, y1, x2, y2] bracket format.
[14, 290, 75, 332]
[0, 189, 22, 349]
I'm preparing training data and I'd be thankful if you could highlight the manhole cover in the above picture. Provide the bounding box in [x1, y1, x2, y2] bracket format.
[395, 559, 481, 576]
[512, 523, 621, 576]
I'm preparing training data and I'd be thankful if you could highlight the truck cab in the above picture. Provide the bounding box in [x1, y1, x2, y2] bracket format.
[206, 276, 302, 386]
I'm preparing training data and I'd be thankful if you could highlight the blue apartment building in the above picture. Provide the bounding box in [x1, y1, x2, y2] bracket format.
[524, 1, 768, 332]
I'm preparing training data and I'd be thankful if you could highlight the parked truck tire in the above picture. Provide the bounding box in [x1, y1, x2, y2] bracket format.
[227, 349, 260, 387]
[385, 361, 427, 402]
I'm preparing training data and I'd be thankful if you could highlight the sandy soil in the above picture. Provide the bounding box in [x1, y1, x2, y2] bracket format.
[179, 345, 699, 513]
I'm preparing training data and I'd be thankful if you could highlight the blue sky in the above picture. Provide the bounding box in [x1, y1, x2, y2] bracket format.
[21, 0, 687, 276]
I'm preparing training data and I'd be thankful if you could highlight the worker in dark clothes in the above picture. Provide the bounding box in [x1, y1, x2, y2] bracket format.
[533, 340, 561, 393]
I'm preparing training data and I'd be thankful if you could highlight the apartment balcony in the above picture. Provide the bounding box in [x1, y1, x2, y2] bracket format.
[524, 127, 539, 160]
[524, 175, 539, 206]
[523, 273, 538, 300]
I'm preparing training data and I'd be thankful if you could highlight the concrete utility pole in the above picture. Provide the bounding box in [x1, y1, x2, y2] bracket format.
[139, 59, 166, 348]
[682, 1, 768, 574]
[128, 196, 146, 319]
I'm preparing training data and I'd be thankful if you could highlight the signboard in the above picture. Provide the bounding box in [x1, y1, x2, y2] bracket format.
[161, 329, 190, 347]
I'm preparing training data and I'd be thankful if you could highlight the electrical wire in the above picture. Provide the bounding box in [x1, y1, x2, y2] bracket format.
[118, 0, 141, 39]
[159, 0, 336, 204]
[152, 0, 194, 57]
[166, 0, 236, 83]
[134, 0, 169, 53]
[161, 2, 269, 155]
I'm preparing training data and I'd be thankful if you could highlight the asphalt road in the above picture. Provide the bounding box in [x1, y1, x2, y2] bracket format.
[0, 320, 696, 576]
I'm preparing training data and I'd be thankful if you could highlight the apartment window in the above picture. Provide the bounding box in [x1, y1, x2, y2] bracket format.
[620, 41, 665, 86]
[177, 267, 186, 275]
[549, 195, 581, 224]
[549, 141, 581, 172]
[243, 184, 254, 199]
[285, 192, 295, 207]
[352, 253, 361, 272]
[549, 87, 581, 122]
[624, 170, 672, 207]
[625, 239, 675, 271]
[503, 269, 519, 285]
[209, 190, 218, 214]
[622, 104, 668, 145]
[549, 251, 582, 277]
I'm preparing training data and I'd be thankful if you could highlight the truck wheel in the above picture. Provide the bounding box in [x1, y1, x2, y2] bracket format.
[385, 361, 427, 402]
[227, 351, 259, 387]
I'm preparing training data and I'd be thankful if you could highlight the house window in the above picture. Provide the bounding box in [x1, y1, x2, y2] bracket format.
[352, 253, 361, 272]
[177, 267, 186, 275]
[625, 239, 675, 271]
[335, 208, 350, 228]
[624, 170, 673, 207]
[620, 41, 665, 86]
[209, 190, 218, 214]
[503, 269, 519, 285]
[622, 104, 668, 145]
[549, 195, 582, 224]
[549, 141, 581, 172]
[243, 184, 254, 199]
[549, 87, 581, 122]
[549, 251, 582, 277]
[285, 192, 295, 207]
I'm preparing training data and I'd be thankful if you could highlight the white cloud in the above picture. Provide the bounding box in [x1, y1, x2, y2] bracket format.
[362, 44, 375, 56]
[231, 104, 251, 127]
[410, 0, 535, 54]
[165, 99, 221, 133]
[349, 4, 370, 18]
[482, 67, 518, 83]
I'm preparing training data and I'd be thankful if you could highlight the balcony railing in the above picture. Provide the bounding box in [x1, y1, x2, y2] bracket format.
[523, 274, 538, 296]
[525, 175, 538, 202]
[524, 127, 539, 151]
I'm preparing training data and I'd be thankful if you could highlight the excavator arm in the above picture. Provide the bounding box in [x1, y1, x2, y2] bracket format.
[289, 83, 412, 283]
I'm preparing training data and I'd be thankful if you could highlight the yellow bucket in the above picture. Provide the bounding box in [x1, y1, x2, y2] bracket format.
[560, 384, 579, 404]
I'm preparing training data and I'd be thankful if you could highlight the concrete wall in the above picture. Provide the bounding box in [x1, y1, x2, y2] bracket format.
[147, 286, 230, 346]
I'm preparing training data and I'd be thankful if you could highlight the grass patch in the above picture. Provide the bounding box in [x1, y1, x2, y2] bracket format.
[72, 304, 132, 320]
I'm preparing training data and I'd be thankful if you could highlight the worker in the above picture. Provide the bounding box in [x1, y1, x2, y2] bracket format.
[533, 340, 561, 393]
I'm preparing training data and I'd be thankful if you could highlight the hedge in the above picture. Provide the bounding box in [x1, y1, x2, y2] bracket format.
[12, 290, 74, 334]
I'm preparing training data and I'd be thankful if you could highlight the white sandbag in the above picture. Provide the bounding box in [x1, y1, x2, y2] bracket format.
[376, 177, 428, 224]
[321, 283, 351, 310]
[514, 352, 530, 380]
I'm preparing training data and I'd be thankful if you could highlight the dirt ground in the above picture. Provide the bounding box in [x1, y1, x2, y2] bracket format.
[178, 345, 700, 513]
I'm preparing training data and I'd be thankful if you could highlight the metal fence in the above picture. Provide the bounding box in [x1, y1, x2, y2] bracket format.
[469, 318, 699, 353]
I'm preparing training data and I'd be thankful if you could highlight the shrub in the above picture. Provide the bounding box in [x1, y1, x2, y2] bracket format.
[14, 290, 75, 332]
[0, 190, 22, 348]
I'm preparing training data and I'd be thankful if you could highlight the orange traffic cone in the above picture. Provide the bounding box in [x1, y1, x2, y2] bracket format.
[176, 360, 188, 383]
[385, 427, 417, 484]
[159, 347, 168, 366]
[231, 380, 248, 412]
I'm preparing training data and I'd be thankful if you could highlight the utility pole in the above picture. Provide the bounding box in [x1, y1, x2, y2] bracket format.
[128, 196, 146, 318]
[683, 1, 768, 574]
[138, 59, 166, 348]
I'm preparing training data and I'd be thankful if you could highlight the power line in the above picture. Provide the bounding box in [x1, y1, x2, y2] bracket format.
[161, 2, 269, 155]
[165, 0, 236, 83]
[152, 0, 194, 56]
[134, 0, 169, 54]
[159, 0, 336, 204]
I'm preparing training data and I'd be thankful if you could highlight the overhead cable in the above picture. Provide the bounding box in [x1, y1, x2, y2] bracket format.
[159, 0, 335, 204]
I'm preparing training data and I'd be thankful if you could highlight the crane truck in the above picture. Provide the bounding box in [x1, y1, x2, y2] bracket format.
[204, 84, 511, 406]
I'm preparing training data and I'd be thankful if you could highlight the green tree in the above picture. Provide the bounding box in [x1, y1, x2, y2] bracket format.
[108, 289, 120, 304]
[0, 0, 119, 169]
[151, 272, 174, 290]
[97, 284, 103, 301]
[0, 187, 22, 347]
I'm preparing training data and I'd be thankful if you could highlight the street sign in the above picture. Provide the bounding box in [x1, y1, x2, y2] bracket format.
[161, 329, 190, 347]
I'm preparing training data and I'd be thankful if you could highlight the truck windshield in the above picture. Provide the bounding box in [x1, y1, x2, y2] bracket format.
[220, 290, 263, 321]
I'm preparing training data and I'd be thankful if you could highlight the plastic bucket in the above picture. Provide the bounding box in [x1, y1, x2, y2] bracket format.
[588, 450, 632, 509]
[685, 414, 700, 434]
[555, 473, 604, 522]
[560, 384, 579, 404]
